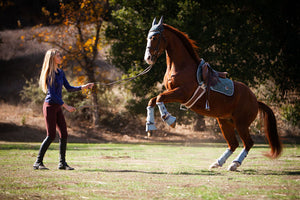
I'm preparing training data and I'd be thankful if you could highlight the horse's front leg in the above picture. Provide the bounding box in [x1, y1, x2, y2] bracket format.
[146, 97, 158, 133]
[146, 88, 186, 133]
[156, 101, 177, 128]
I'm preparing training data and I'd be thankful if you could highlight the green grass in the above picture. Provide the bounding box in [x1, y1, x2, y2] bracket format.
[0, 142, 299, 199]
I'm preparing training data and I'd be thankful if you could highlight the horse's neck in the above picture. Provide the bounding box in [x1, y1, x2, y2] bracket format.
[165, 34, 197, 72]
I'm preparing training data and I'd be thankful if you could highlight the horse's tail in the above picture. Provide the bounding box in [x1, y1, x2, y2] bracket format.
[258, 101, 282, 158]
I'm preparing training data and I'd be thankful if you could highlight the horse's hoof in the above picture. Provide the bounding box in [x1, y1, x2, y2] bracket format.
[146, 123, 157, 132]
[228, 161, 240, 171]
[163, 114, 176, 128]
[170, 120, 176, 128]
[147, 131, 153, 137]
[209, 161, 221, 169]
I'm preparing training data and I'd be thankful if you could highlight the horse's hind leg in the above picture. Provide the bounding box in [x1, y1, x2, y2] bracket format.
[228, 122, 254, 171]
[210, 118, 239, 169]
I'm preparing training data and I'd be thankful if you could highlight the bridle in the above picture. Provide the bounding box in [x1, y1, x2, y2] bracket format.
[146, 28, 165, 62]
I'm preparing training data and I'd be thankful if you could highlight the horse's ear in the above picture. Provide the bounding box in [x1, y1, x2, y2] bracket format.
[158, 16, 163, 25]
[152, 17, 157, 26]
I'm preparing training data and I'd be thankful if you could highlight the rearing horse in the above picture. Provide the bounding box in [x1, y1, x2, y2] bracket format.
[144, 17, 282, 171]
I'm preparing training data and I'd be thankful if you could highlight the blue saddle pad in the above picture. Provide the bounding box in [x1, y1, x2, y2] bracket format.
[210, 78, 234, 96]
[196, 60, 234, 96]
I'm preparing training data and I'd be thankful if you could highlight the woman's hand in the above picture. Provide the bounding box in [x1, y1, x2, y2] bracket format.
[62, 104, 76, 112]
[82, 83, 94, 90]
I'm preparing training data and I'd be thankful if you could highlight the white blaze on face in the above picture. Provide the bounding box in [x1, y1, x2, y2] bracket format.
[144, 38, 153, 64]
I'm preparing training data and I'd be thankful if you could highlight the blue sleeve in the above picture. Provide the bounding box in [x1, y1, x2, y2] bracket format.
[62, 71, 82, 92]
[48, 80, 64, 105]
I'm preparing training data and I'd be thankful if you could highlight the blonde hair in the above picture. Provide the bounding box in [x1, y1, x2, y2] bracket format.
[39, 49, 60, 93]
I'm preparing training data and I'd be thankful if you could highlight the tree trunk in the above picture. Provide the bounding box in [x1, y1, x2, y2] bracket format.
[91, 84, 100, 127]
[86, 64, 100, 127]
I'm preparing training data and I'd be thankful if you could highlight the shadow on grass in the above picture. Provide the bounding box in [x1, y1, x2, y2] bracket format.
[83, 168, 300, 176]
[241, 169, 300, 176]
[82, 168, 221, 176]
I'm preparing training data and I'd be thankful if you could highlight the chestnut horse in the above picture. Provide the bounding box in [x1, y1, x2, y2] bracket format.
[144, 17, 282, 171]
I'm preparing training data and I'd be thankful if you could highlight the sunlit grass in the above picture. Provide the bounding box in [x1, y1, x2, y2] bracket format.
[0, 142, 299, 199]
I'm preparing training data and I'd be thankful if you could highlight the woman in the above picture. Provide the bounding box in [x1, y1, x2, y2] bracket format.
[33, 48, 94, 170]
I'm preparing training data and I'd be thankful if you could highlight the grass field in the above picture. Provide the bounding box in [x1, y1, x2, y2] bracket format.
[0, 142, 299, 200]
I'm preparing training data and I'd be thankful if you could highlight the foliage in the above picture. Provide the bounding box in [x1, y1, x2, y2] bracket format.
[252, 80, 300, 130]
[252, 79, 282, 104]
[20, 79, 45, 107]
[281, 101, 300, 127]
[32, 0, 108, 85]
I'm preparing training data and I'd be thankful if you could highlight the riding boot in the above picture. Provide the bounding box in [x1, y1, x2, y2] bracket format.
[58, 138, 74, 170]
[33, 136, 52, 170]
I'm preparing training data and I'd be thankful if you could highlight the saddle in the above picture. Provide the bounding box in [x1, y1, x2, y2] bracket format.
[197, 59, 228, 87]
[196, 59, 233, 110]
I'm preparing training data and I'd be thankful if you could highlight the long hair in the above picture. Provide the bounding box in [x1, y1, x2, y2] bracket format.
[39, 49, 60, 93]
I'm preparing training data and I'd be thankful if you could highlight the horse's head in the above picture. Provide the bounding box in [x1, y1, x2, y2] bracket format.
[144, 17, 166, 64]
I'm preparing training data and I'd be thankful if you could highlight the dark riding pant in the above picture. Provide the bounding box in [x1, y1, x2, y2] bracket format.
[43, 102, 68, 140]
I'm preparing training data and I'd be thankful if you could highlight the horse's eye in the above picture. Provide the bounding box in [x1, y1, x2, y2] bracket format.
[152, 37, 157, 41]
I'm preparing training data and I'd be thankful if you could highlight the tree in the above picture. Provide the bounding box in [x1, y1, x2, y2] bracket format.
[32, 0, 109, 126]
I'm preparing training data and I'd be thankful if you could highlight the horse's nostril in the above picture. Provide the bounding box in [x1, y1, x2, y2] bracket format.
[147, 56, 151, 60]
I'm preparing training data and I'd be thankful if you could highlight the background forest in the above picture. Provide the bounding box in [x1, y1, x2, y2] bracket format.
[0, 0, 299, 138]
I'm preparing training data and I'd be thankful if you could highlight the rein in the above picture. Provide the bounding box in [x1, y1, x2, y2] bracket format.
[94, 64, 153, 87]
[76, 64, 153, 110]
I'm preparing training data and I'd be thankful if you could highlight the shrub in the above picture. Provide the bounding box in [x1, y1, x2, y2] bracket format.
[281, 102, 300, 128]
[20, 78, 45, 108]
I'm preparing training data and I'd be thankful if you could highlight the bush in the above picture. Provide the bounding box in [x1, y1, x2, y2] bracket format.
[281, 101, 300, 128]
[20, 78, 45, 108]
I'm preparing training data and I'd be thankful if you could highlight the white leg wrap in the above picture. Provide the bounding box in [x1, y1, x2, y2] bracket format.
[146, 106, 157, 132]
[156, 102, 168, 117]
[156, 102, 176, 126]
[146, 106, 155, 124]
[217, 149, 233, 166]
[233, 148, 248, 165]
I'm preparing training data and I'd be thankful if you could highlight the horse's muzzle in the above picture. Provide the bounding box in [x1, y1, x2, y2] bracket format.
[144, 50, 156, 64]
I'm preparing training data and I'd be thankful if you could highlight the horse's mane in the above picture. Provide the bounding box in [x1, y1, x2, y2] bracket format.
[163, 24, 201, 64]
